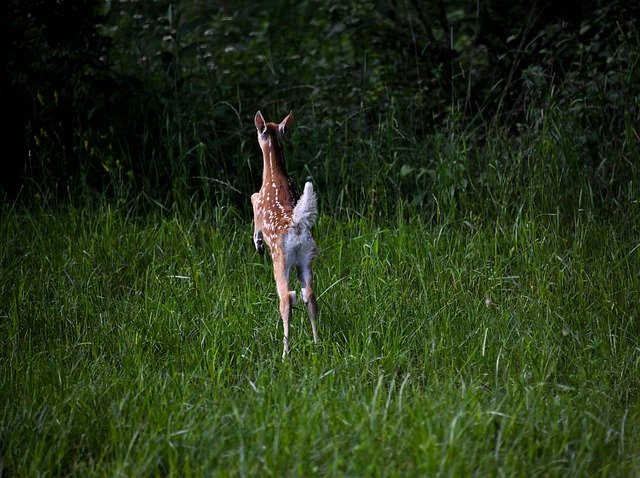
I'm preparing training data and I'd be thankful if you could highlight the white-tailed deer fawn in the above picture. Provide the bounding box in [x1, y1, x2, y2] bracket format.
[251, 111, 319, 358]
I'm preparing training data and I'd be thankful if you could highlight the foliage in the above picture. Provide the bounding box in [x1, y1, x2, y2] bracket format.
[2, 3, 640, 473]
[2, 0, 639, 217]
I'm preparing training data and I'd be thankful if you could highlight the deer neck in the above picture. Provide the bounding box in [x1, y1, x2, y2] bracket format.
[261, 137, 288, 183]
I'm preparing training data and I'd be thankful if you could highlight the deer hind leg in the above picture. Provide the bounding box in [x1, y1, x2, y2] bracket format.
[273, 256, 294, 359]
[250, 193, 265, 255]
[298, 262, 319, 343]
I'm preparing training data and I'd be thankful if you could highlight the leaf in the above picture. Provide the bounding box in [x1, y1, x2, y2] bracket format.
[400, 164, 414, 177]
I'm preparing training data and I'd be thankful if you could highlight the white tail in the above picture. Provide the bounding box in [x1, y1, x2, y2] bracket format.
[250, 111, 319, 358]
[292, 181, 317, 229]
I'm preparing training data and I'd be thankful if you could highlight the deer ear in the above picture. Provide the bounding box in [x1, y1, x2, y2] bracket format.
[278, 111, 294, 136]
[254, 111, 267, 135]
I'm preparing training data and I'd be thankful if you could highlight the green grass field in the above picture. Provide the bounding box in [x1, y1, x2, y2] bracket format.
[1, 198, 639, 476]
[3, 1, 640, 474]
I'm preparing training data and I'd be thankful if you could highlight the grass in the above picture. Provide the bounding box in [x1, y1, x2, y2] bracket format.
[1, 195, 639, 476]
[4, 4, 639, 473]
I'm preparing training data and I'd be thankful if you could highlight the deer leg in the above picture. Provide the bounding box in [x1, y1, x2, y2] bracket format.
[298, 263, 319, 343]
[274, 258, 293, 359]
[251, 193, 265, 255]
[254, 230, 265, 256]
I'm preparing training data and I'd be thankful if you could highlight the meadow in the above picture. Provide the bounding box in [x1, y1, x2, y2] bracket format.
[4, 1, 640, 475]
[1, 182, 639, 475]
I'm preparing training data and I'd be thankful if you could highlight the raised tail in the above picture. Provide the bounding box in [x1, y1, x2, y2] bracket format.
[292, 181, 318, 229]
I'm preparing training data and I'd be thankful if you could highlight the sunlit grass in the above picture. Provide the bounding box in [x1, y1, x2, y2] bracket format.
[1, 197, 638, 476]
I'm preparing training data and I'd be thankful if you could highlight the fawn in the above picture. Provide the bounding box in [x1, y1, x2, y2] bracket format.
[251, 111, 319, 358]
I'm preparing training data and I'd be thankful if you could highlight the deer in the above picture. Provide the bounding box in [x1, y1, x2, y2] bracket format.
[251, 110, 319, 358]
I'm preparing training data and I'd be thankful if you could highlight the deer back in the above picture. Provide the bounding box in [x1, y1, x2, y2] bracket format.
[254, 111, 299, 250]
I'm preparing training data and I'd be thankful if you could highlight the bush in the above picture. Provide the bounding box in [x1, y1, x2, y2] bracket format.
[3, 0, 639, 221]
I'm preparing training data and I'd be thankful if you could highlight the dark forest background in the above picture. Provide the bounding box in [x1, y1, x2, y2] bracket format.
[2, 0, 639, 216]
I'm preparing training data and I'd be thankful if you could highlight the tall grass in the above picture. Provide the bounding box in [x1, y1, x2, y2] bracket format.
[5, 3, 640, 473]
[3, 48, 640, 474]
[2, 164, 639, 475]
